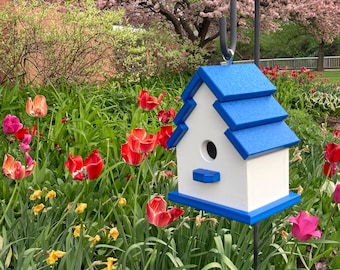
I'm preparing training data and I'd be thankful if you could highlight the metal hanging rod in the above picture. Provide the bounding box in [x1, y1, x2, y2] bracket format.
[219, 0, 237, 63]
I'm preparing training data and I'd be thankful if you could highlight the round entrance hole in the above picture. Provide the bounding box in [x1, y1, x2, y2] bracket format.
[201, 140, 217, 161]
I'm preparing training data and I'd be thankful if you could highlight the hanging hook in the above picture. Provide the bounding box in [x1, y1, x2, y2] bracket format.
[219, 0, 237, 63]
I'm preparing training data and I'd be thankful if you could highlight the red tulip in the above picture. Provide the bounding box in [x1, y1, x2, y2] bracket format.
[323, 143, 340, 178]
[137, 89, 163, 111]
[2, 114, 23, 134]
[324, 143, 340, 163]
[15, 124, 37, 141]
[333, 184, 340, 203]
[2, 153, 36, 180]
[84, 149, 104, 180]
[157, 125, 173, 149]
[26, 95, 48, 117]
[157, 108, 176, 124]
[333, 130, 340, 138]
[127, 128, 158, 153]
[64, 149, 104, 180]
[288, 211, 321, 242]
[121, 143, 145, 166]
[64, 153, 85, 180]
[146, 195, 184, 228]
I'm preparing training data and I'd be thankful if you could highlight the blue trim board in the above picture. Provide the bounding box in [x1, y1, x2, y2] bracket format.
[213, 96, 288, 130]
[193, 168, 220, 183]
[181, 73, 203, 101]
[168, 191, 301, 225]
[166, 123, 188, 148]
[174, 99, 197, 125]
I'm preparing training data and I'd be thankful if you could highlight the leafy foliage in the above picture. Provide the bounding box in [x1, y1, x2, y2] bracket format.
[0, 67, 340, 269]
[0, 0, 207, 85]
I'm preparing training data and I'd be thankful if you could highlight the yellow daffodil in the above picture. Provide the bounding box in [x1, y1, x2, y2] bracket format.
[88, 234, 100, 248]
[118, 197, 127, 207]
[33, 203, 45, 215]
[74, 203, 87, 214]
[73, 224, 86, 237]
[46, 250, 66, 265]
[45, 190, 56, 201]
[109, 227, 119, 240]
[29, 189, 42, 200]
[104, 257, 117, 270]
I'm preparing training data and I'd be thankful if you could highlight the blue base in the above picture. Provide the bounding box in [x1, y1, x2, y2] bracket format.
[168, 191, 300, 225]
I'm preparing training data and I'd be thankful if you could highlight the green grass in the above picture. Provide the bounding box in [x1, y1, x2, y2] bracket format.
[321, 70, 340, 83]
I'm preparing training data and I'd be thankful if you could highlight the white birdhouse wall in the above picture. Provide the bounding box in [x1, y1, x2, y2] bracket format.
[175, 83, 291, 212]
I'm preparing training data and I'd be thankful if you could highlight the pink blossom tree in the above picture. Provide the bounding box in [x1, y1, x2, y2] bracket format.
[283, 0, 340, 71]
[96, 0, 340, 69]
[95, 0, 290, 48]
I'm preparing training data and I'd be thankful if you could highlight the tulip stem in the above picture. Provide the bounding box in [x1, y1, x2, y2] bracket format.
[143, 228, 162, 270]
[133, 162, 143, 227]
[311, 204, 337, 266]
[0, 181, 19, 226]
[285, 241, 297, 270]
[33, 119, 40, 184]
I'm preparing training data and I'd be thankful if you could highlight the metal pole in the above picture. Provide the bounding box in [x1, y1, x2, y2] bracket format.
[254, 0, 260, 66]
[254, 1, 260, 267]
[219, 0, 237, 62]
[253, 223, 258, 270]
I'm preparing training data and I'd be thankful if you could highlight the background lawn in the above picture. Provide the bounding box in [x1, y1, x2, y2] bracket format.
[321, 70, 340, 83]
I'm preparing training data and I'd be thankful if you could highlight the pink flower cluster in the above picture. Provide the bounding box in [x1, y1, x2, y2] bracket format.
[1, 95, 48, 180]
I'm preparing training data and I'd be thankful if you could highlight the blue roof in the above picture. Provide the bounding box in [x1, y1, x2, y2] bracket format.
[167, 64, 300, 159]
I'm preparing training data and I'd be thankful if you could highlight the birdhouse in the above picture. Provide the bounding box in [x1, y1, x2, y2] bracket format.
[167, 64, 301, 225]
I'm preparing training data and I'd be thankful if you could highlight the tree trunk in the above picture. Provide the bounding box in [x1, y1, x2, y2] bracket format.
[316, 40, 325, 71]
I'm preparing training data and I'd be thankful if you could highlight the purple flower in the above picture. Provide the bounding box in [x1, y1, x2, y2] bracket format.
[2, 114, 23, 134]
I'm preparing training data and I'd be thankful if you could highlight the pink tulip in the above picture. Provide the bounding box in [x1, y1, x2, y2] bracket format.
[333, 184, 340, 203]
[289, 211, 321, 242]
[2, 114, 23, 134]
[19, 134, 32, 153]
[2, 153, 36, 180]
[26, 95, 48, 117]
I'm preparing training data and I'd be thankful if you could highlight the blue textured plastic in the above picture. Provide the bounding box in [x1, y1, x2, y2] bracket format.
[213, 96, 288, 130]
[181, 73, 203, 101]
[168, 191, 301, 225]
[197, 64, 276, 102]
[193, 168, 220, 183]
[166, 123, 188, 148]
[225, 121, 300, 160]
[174, 99, 197, 125]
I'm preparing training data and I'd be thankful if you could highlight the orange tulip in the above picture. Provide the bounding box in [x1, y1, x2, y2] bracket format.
[26, 95, 48, 117]
[2, 154, 36, 180]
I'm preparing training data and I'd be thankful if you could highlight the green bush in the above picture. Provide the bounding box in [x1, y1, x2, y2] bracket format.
[0, 1, 207, 85]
